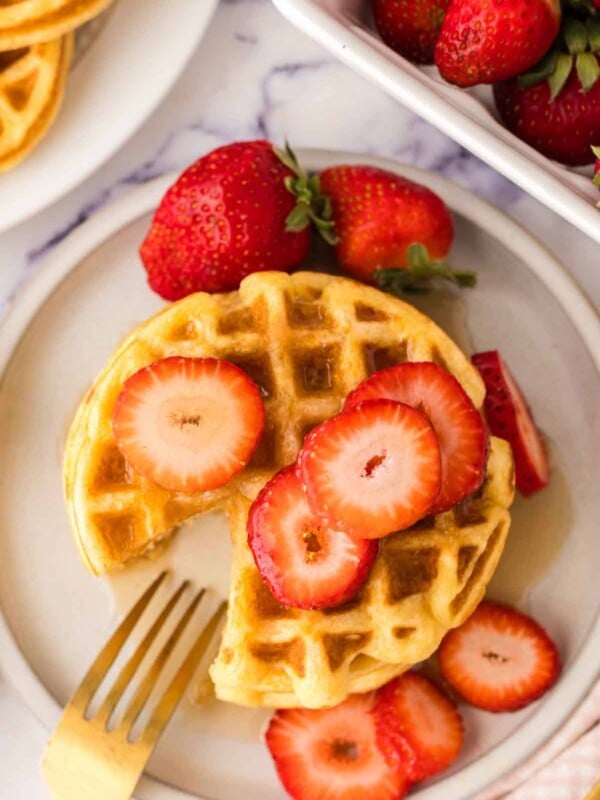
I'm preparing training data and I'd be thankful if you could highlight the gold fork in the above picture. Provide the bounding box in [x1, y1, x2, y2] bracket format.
[42, 572, 225, 800]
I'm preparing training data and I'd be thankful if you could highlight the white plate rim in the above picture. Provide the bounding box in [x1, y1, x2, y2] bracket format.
[0, 149, 599, 800]
[0, 0, 219, 234]
[272, 0, 600, 247]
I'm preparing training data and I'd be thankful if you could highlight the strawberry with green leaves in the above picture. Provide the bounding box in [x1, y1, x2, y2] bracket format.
[435, 0, 560, 86]
[139, 140, 334, 300]
[494, 17, 600, 165]
[319, 165, 476, 294]
[373, 0, 450, 64]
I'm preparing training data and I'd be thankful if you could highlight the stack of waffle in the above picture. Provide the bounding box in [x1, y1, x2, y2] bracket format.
[64, 271, 515, 709]
[0, 0, 114, 172]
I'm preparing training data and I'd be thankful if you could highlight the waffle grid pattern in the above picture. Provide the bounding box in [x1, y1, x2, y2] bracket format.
[64, 271, 514, 707]
[0, 35, 72, 171]
[0, 0, 114, 49]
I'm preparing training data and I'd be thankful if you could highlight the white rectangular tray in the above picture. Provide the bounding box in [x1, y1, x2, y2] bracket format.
[274, 0, 600, 245]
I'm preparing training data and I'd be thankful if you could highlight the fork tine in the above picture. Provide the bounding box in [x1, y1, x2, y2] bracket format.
[70, 571, 167, 712]
[140, 601, 226, 747]
[94, 580, 189, 725]
[117, 587, 206, 735]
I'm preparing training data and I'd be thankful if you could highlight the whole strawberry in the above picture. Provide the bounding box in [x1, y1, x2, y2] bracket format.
[373, 0, 450, 64]
[435, 0, 560, 86]
[140, 140, 331, 300]
[494, 20, 600, 166]
[319, 165, 475, 292]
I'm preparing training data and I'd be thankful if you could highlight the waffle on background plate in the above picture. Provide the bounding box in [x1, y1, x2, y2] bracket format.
[64, 271, 515, 708]
[0, 0, 114, 172]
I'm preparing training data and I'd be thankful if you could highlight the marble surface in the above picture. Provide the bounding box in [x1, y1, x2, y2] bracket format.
[0, 0, 598, 796]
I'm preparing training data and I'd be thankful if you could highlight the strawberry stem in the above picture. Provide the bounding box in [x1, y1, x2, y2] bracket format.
[374, 243, 477, 296]
[274, 142, 339, 245]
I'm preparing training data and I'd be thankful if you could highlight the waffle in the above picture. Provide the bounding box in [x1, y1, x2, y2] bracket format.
[0, 35, 72, 172]
[64, 271, 514, 707]
[0, 0, 114, 50]
[211, 437, 513, 708]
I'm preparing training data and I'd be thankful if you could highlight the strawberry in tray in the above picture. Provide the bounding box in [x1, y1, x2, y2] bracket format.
[435, 0, 560, 86]
[494, 17, 600, 166]
[372, 0, 451, 65]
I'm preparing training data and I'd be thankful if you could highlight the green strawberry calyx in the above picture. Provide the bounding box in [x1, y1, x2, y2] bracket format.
[274, 142, 339, 245]
[373, 243, 477, 296]
[593, 146, 600, 187]
[518, 16, 600, 99]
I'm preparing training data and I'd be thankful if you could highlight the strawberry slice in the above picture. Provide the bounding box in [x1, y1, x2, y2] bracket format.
[112, 356, 264, 493]
[439, 601, 561, 712]
[248, 466, 377, 610]
[298, 399, 442, 539]
[374, 671, 464, 782]
[266, 693, 410, 800]
[344, 362, 487, 513]
[471, 351, 549, 496]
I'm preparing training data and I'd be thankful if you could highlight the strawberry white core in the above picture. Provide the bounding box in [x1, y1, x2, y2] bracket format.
[112, 357, 264, 493]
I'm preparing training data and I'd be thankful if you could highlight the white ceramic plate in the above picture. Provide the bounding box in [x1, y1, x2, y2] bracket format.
[273, 0, 600, 246]
[0, 0, 219, 234]
[0, 150, 599, 800]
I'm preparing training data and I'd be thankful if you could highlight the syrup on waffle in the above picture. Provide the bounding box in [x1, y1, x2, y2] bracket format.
[64, 271, 514, 707]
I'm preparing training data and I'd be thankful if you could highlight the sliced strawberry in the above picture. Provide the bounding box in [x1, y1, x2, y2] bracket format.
[265, 693, 410, 800]
[439, 601, 561, 712]
[471, 351, 548, 496]
[374, 671, 464, 782]
[298, 399, 442, 539]
[248, 466, 377, 610]
[344, 362, 487, 513]
[112, 357, 264, 493]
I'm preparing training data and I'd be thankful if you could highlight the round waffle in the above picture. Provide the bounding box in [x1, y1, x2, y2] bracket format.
[0, 35, 72, 172]
[64, 271, 514, 708]
[0, 0, 114, 50]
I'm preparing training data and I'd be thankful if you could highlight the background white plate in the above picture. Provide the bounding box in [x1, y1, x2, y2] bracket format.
[273, 0, 600, 246]
[0, 150, 599, 800]
[0, 0, 219, 234]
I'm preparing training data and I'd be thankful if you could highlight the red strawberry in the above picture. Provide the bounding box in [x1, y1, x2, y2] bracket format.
[435, 0, 560, 86]
[344, 363, 487, 513]
[319, 166, 475, 292]
[494, 23, 600, 167]
[247, 466, 377, 610]
[139, 140, 332, 299]
[373, 0, 450, 64]
[266, 693, 410, 800]
[374, 672, 464, 781]
[298, 399, 442, 539]
[439, 601, 561, 712]
[471, 351, 548, 496]
[112, 357, 264, 492]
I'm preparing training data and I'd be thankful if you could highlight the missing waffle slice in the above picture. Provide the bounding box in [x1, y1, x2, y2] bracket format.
[64, 271, 514, 708]
[0, 0, 114, 50]
[0, 35, 72, 172]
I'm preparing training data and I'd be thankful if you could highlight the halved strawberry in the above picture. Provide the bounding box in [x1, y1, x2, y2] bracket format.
[374, 671, 464, 782]
[248, 466, 377, 610]
[112, 356, 264, 493]
[298, 400, 442, 539]
[471, 351, 548, 496]
[344, 362, 487, 513]
[266, 693, 410, 800]
[439, 601, 561, 712]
